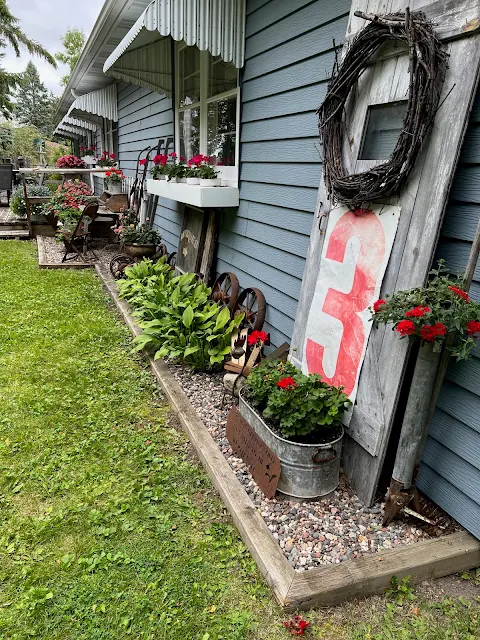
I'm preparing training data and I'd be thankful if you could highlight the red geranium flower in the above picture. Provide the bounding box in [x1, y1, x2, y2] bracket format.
[282, 615, 310, 635]
[169, 152, 177, 158]
[247, 330, 269, 346]
[139, 159, 147, 166]
[448, 285, 470, 303]
[419, 323, 447, 342]
[395, 320, 416, 336]
[110, 153, 115, 158]
[277, 377, 296, 390]
[405, 306, 431, 318]
[466, 320, 480, 335]
[373, 299, 386, 313]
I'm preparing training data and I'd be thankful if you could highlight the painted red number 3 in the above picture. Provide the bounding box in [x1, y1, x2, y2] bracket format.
[306, 210, 385, 395]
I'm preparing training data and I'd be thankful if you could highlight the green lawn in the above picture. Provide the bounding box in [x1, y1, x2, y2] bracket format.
[0, 241, 478, 640]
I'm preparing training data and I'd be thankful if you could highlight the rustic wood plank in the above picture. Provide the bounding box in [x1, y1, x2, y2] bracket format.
[284, 530, 480, 610]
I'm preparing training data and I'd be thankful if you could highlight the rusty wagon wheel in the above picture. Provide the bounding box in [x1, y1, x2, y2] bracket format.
[153, 244, 168, 262]
[110, 253, 135, 280]
[233, 287, 266, 332]
[211, 272, 239, 312]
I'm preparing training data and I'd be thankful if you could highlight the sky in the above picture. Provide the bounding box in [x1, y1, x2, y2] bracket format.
[3, 0, 105, 96]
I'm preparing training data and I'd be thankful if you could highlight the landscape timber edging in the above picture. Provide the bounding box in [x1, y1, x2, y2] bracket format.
[95, 264, 480, 611]
[36, 236, 95, 270]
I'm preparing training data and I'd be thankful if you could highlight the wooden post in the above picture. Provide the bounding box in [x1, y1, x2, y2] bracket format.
[384, 342, 441, 524]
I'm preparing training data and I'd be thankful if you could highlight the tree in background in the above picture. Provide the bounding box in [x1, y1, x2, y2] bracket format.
[0, 0, 56, 117]
[15, 62, 57, 138]
[55, 28, 85, 87]
[0, 122, 42, 164]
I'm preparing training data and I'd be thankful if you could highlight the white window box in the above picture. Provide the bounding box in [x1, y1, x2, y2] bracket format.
[146, 179, 239, 208]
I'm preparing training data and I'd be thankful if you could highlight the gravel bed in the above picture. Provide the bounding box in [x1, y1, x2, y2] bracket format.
[167, 362, 459, 571]
[40, 236, 120, 268]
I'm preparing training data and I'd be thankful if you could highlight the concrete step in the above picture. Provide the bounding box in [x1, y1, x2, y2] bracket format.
[0, 229, 30, 239]
[0, 223, 28, 231]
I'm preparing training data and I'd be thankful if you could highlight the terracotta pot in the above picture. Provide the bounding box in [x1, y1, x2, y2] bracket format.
[123, 243, 157, 258]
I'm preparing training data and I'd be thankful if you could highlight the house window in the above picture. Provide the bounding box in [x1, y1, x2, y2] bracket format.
[176, 44, 239, 181]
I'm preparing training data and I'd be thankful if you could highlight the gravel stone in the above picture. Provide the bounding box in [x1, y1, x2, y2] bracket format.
[164, 356, 459, 571]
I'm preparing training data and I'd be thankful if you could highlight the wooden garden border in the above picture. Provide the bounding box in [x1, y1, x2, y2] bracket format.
[95, 264, 480, 611]
[37, 236, 94, 270]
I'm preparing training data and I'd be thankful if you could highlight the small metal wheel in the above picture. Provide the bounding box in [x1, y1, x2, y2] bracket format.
[233, 287, 266, 331]
[211, 272, 240, 312]
[110, 253, 135, 279]
[167, 252, 177, 268]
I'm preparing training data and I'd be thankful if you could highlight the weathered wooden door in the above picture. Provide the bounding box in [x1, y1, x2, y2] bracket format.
[291, 0, 480, 505]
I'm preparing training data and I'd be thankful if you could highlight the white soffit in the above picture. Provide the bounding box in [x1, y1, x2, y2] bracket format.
[67, 84, 118, 124]
[103, 0, 246, 93]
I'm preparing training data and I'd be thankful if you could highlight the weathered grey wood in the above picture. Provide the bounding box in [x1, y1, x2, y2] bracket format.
[97, 266, 295, 605]
[291, 0, 480, 505]
[283, 530, 480, 610]
[393, 343, 442, 486]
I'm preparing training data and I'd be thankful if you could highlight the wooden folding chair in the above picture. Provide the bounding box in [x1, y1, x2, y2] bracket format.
[62, 203, 99, 263]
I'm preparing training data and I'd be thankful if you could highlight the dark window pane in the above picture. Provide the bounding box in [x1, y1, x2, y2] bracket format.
[208, 56, 237, 98]
[360, 101, 407, 160]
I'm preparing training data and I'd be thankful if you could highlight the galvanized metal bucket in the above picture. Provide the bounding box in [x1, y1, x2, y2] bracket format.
[238, 390, 343, 499]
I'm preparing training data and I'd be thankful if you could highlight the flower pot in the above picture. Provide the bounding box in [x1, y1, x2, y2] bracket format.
[82, 156, 96, 166]
[123, 243, 157, 258]
[238, 389, 343, 499]
[158, 175, 167, 180]
[167, 177, 177, 183]
[199, 178, 219, 187]
[178, 177, 187, 184]
[107, 183, 123, 195]
[186, 177, 200, 185]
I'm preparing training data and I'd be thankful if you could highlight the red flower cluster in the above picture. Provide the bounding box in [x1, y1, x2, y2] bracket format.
[277, 377, 297, 390]
[80, 145, 96, 152]
[187, 154, 212, 167]
[247, 330, 269, 346]
[139, 158, 147, 166]
[466, 320, 480, 335]
[395, 319, 416, 336]
[405, 306, 431, 318]
[373, 299, 386, 313]
[449, 285, 470, 303]
[282, 615, 310, 635]
[419, 323, 447, 342]
[56, 155, 86, 169]
[153, 154, 168, 166]
[105, 169, 125, 180]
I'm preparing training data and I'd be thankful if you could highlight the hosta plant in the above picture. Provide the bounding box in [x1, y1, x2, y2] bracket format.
[245, 359, 351, 440]
[117, 257, 172, 308]
[132, 272, 244, 371]
[371, 261, 480, 360]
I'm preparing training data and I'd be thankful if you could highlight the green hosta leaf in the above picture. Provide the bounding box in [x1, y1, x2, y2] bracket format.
[184, 346, 200, 357]
[214, 306, 231, 332]
[182, 306, 194, 328]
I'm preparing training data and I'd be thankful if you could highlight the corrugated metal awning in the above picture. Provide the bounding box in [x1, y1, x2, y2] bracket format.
[103, 0, 246, 95]
[66, 84, 118, 124]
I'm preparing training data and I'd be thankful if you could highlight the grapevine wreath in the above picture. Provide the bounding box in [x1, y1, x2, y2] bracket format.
[318, 9, 448, 210]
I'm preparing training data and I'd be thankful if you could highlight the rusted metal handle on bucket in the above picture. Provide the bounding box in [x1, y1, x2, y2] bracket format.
[312, 448, 337, 464]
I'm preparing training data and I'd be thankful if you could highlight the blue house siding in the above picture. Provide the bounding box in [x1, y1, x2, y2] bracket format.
[418, 90, 480, 539]
[117, 82, 182, 251]
[217, 0, 351, 348]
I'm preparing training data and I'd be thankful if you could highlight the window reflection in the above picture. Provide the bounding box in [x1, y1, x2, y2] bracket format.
[207, 96, 237, 166]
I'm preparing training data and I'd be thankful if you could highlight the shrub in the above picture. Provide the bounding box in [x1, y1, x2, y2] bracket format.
[10, 184, 51, 217]
[124, 268, 243, 371]
[245, 359, 351, 440]
[117, 258, 172, 309]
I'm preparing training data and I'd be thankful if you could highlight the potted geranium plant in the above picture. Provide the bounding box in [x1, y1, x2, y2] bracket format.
[96, 151, 117, 168]
[370, 261, 480, 523]
[192, 154, 220, 186]
[239, 358, 351, 498]
[80, 146, 97, 166]
[150, 154, 168, 180]
[164, 152, 187, 183]
[41, 180, 94, 229]
[105, 169, 125, 194]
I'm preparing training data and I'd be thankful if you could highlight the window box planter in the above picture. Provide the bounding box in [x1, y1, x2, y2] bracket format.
[146, 178, 239, 208]
[238, 388, 343, 499]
